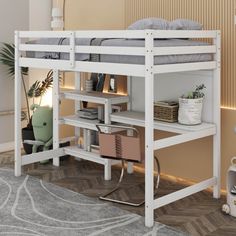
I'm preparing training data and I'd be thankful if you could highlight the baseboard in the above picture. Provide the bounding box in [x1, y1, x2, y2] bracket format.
[0, 141, 14, 153]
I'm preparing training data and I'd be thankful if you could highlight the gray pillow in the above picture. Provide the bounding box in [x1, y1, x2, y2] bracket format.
[169, 19, 203, 30]
[127, 18, 169, 30]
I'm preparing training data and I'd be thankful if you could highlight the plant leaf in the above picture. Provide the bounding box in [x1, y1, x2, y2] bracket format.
[27, 70, 53, 99]
[0, 43, 28, 77]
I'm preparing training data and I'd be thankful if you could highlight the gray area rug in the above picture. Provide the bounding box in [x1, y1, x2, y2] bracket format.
[0, 168, 187, 236]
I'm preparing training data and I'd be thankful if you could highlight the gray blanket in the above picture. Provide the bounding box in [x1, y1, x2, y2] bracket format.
[26, 38, 212, 65]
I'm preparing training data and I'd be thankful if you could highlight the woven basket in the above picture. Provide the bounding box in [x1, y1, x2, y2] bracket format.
[154, 101, 179, 123]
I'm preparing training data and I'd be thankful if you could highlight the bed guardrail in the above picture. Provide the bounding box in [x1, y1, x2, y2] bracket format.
[16, 29, 220, 76]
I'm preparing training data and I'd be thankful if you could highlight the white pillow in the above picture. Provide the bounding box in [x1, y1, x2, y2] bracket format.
[127, 18, 169, 30]
[169, 19, 203, 30]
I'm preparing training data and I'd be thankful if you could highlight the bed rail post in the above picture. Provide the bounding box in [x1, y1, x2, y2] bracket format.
[213, 30, 221, 198]
[145, 30, 155, 227]
[104, 99, 112, 181]
[69, 31, 75, 68]
[14, 31, 22, 176]
[74, 72, 81, 161]
[53, 69, 60, 166]
[127, 76, 133, 174]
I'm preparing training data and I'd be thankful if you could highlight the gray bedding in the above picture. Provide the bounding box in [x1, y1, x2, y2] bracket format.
[26, 38, 91, 61]
[26, 38, 212, 65]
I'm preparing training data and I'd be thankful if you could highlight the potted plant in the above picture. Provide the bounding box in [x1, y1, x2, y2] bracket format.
[178, 84, 206, 125]
[0, 43, 53, 153]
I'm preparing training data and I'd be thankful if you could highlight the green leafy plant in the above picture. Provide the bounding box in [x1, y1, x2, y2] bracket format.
[0, 43, 53, 126]
[27, 70, 53, 106]
[181, 84, 206, 99]
[0, 43, 30, 122]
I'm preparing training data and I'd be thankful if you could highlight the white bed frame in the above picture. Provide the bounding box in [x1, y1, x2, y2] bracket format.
[14, 29, 221, 227]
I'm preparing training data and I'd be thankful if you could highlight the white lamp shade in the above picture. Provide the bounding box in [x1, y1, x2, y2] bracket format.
[51, 7, 64, 30]
[52, 7, 63, 17]
[51, 19, 64, 29]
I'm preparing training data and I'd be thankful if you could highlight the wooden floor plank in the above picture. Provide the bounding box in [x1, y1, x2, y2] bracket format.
[1, 151, 236, 236]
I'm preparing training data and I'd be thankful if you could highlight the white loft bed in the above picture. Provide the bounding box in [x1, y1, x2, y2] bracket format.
[14, 29, 221, 227]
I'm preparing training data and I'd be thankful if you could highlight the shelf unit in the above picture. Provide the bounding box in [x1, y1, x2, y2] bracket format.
[59, 115, 99, 131]
[110, 111, 216, 134]
[14, 29, 221, 227]
[60, 87, 129, 181]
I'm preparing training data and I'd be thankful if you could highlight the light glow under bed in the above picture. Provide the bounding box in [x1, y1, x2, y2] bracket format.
[26, 38, 212, 65]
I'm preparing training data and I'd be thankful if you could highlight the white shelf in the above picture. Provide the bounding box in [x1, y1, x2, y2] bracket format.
[60, 115, 131, 133]
[64, 146, 120, 166]
[110, 111, 216, 134]
[61, 89, 129, 105]
[60, 115, 99, 131]
[64, 146, 106, 165]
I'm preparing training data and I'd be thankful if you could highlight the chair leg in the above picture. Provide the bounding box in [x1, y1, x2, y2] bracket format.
[99, 156, 161, 207]
[154, 155, 161, 196]
[99, 160, 125, 198]
[99, 160, 145, 206]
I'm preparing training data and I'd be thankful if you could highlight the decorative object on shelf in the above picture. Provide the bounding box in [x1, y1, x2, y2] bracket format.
[111, 105, 122, 113]
[154, 101, 179, 123]
[96, 73, 106, 92]
[85, 79, 93, 92]
[222, 157, 236, 217]
[77, 137, 83, 149]
[108, 75, 117, 93]
[178, 84, 206, 125]
[90, 73, 98, 91]
[77, 107, 98, 120]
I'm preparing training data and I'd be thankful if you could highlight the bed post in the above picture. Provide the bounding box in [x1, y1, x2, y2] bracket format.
[53, 69, 60, 167]
[127, 76, 134, 174]
[104, 99, 112, 181]
[75, 72, 80, 144]
[74, 72, 82, 160]
[14, 31, 22, 177]
[213, 31, 221, 198]
[145, 30, 155, 227]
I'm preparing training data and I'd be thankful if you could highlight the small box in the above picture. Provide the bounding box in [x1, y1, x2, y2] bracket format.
[154, 101, 179, 123]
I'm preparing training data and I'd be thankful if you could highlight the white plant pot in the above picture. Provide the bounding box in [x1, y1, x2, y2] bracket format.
[178, 97, 204, 125]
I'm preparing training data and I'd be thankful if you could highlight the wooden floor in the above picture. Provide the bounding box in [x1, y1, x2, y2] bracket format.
[1, 151, 236, 236]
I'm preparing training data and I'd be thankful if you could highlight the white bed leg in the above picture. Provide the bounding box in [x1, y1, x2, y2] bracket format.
[213, 31, 221, 198]
[127, 76, 132, 111]
[145, 30, 154, 227]
[14, 31, 22, 177]
[83, 129, 88, 151]
[126, 76, 134, 174]
[74, 71, 82, 161]
[127, 162, 134, 174]
[104, 160, 112, 181]
[75, 72, 81, 143]
[104, 99, 112, 180]
[53, 69, 60, 167]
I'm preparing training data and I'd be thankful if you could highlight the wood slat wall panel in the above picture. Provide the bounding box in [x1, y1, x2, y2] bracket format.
[125, 0, 236, 108]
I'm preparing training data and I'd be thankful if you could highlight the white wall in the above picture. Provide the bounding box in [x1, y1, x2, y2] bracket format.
[29, 0, 51, 30]
[0, 0, 29, 146]
[29, 0, 53, 108]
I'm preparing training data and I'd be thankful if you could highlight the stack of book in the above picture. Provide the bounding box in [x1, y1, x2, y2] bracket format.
[77, 108, 98, 120]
